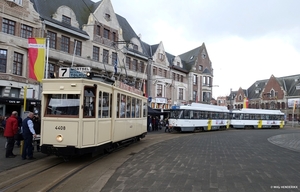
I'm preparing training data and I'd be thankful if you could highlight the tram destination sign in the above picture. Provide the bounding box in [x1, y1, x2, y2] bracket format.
[59, 67, 91, 78]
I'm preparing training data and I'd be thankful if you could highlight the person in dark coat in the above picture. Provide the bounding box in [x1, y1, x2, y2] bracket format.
[22, 112, 36, 160]
[4, 111, 19, 158]
[32, 114, 41, 152]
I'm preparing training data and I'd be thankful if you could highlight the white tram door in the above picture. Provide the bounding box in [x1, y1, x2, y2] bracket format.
[83, 85, 112, 146]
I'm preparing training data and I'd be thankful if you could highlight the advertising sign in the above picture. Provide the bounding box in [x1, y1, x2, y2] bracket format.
[287, 98, 300, 108]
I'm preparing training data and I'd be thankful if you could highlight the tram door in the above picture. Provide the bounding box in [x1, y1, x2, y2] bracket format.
[82, 86, 96, 146]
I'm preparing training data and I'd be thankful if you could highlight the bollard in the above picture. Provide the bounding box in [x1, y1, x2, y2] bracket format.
[20, 140, 24, 155]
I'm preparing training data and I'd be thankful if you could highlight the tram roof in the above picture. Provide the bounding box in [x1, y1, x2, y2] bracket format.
[174, 105, 230, 112]
[231, 108, 284, 115]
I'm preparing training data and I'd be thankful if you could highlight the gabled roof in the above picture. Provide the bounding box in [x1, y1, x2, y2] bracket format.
[30, 0, 98, 37]
[116, 14, 150, 59]
[247, 74, 300, 99]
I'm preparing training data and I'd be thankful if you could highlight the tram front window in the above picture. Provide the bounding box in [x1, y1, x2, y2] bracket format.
[45, 94, 80, 116]
[170, 110, 183, 119]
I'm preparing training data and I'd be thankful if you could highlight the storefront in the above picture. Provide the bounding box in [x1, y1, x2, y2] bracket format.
[0, 97, 41, 118]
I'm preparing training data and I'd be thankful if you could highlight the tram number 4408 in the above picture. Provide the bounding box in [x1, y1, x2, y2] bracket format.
[55, 126, 66, 130]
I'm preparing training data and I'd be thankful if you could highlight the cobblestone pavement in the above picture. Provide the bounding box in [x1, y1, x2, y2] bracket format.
[101, 127, 300, 192]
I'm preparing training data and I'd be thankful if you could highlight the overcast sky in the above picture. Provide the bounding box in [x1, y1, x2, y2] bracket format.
[105, 0, 300, 98]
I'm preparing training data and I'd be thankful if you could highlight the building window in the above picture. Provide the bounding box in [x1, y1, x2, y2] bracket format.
[48, 63, 57, 77]
[62, 15, 71, 25]
[158, 68, 162, 76]
[2, 18, 15, 35]
[112, 32, 116, 41]
[48, 31, 57, 49]
[164, 70, 167, 78]
[103, 49, 109, 63]
[203, 92, 210, 102]
[193, 75, 197, 85]
[177, 74, 180, 81]
[177, 62, 180, 66]
[13, 52, 23, 76]
[20, 24, 33, 38]
[139, 62, 144, 73]
[105, 13, 111, 20]
[193, 91, 197, 101]
[74, 40, 82, 56]
[104, 28, 109, 39]
[0, 49, 7, 73]
[173, 72, 176, 80]
[153, 67, 157, 75]
[96, 25, 101, 36]
[157, 84, 162, 97]
[199, 65, 203, 71]
[203, 76, 207, 85]
[132, 59, 137, 71]
[158, 53, 164, 61]
[112, 52, 117, 65]
[126, 57, 130, 69]
[181, 75, 183, 82]
[179, 88, 183, 100]
[93, 46, 99, 61]
[61, 36, 70, 53]
[133, 44, 138, 50]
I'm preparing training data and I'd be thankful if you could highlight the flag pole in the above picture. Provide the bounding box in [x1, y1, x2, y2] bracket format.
[45, 37, 50, 79]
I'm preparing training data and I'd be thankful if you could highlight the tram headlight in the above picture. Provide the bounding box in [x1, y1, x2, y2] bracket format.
[56, 134, 63, 142]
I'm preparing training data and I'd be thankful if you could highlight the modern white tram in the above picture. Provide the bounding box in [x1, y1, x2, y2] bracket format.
[229, 108, 285, 129]
[40, 77, 148, 158]
[169, 103, 230, 132]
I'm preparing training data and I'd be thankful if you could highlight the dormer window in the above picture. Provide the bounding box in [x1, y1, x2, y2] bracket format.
[6, 0, 22, 6]
[177, 62, 180, 66]
[190, 55, 194, 60]
[199, 65, 203, 71]
[133, 44, 138, 51]
[62, 15, 71, 25]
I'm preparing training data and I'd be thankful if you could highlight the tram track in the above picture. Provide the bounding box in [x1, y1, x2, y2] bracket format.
[0, 132, 189, 192]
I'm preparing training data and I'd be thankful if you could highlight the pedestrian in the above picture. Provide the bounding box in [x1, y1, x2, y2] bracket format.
[155, 117, 159, 131]
[165, 118, 170, 132]
[32, 114, 41, 152]
[4, 111, 19, 158]
[21, 112, 37, 160]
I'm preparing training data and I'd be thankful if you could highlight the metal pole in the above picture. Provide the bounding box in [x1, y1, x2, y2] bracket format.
[71, 40, 77, 67]
[45, 37, 50, 79]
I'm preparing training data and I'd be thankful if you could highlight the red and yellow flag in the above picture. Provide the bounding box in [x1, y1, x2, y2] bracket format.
[28, 38, 45, 82]
[243, 97, 249, 108]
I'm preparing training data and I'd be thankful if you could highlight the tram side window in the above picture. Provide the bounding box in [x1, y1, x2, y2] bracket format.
[244, 113, 249, 120]
[120, 94, 126, 118]
[84, 87, 96, 118]
[249, 114, 255, 120]
[126, 96, 131, 118]
[183, 110, 190, 119]
[261, 114, 266, 120]
[255, 114, 260, 120]
[45, 94, 80, 116]
[98, 91, 111, 118]
[132, 98, 136, 118]
[219, 112, 224, 119]
[136, 99, 141, 118]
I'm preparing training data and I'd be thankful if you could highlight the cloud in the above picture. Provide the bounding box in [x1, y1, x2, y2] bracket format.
[103, 0, 300, 98]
